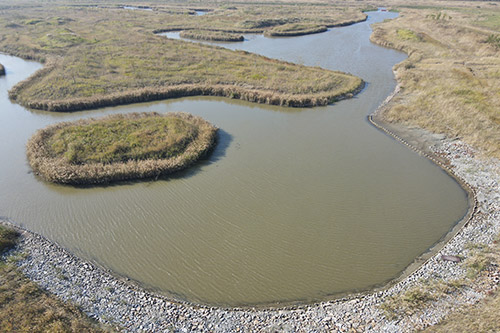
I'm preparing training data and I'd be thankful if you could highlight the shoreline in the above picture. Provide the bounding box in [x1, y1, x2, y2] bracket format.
[2, 90, 499, 329]
[9, 79, 365, 113]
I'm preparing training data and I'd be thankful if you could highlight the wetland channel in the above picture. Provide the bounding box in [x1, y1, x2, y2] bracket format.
[0, 11, 469, 307]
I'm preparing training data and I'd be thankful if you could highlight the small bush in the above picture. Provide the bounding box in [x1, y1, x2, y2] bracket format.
[0, 226, 19, 254]
[486, 34, 500, 48]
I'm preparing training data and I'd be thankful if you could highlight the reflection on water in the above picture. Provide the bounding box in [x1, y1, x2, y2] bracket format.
[0, 11, 468, 306]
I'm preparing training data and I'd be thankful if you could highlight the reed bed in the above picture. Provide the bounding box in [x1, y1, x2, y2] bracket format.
[12, 81, 363, 112]
[179, 29, 244, 42]
[265, 23, 327, 37]
[26, 112, 218, 185]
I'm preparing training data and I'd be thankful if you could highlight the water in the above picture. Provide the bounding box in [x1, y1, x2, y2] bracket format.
[122, 6, 153, 11]
[0, 11, 468, 306]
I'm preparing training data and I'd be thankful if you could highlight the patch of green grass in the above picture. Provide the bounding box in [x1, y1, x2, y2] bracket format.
[473, 12, 500, 30]
[397, 28, 420, 40]
[48, 115, 198, 164]
[38, 29, 88, 49]
[486, 34, 500, 48]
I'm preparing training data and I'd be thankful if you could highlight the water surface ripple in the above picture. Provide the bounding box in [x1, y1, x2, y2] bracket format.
[0, 11, 468, 306]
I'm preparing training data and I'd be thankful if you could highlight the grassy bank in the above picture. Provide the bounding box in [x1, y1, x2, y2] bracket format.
[180, 30, 244, 42]
[0, 225, 105, 331]
[27, 112, 218, 185]
[0, 1, 365, 111]
[370, 3, 500, 158]
[265, 23, 327, 37]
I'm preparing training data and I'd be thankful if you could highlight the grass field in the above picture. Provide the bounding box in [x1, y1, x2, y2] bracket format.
[27, 112, 218, 184]
[0, 225, 105, 332]
[0, 0, 365, 111]
[371, 3, 500, 158]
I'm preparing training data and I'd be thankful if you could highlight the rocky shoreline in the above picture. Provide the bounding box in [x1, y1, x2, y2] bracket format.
[2, 108, 499, 331]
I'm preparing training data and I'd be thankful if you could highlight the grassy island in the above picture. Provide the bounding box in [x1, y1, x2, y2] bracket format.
[265, 23, 327, 37]
[27, 112, 218, 185]
[180, 29, 244, 42]
[0, 63, 5, 76]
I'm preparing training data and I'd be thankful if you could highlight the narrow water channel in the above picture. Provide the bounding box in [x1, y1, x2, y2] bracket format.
[0, 11, 468, 306]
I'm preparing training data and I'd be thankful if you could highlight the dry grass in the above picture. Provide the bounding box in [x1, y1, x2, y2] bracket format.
[265, 23, 327, 37]
[370, 4, 500, 158]
[424, 288, 500, 332]
[153, 3, 366, 33]
[0, 1, 364, 111]
[27, 112, 218, 185]
[179, 30, 244, 42]
[380, 279, 465, 320]
[0, 225, 105, 332]
[423, 240, 500, 332]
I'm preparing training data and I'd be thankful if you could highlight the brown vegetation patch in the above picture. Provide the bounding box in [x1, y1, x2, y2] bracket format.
[0, 224, 104, 331]
[370, 6, 500, 158]
[265, 23, 327, 37]
[27, 112, 218, 185]
[180, 29, 244, 42]
[0, 63, 4, 76]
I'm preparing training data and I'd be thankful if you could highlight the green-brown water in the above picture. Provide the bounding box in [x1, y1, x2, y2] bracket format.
[0, 11, 468, 306]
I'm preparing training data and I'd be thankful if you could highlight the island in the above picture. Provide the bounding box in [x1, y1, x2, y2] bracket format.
[26, 112, 217, 185]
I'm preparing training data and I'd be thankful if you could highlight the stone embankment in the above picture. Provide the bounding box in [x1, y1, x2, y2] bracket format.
[2, 88, 499, 332]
